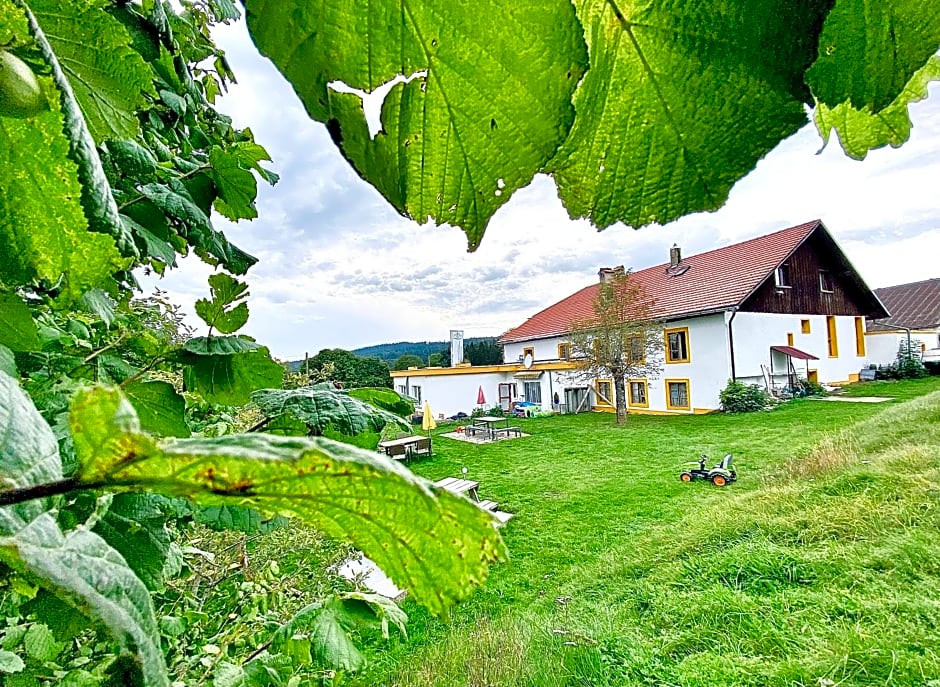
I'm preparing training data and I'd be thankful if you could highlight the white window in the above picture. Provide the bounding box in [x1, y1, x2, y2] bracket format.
[524, 381, 542, 404]
[775, 263, 791, 288]
[412, 385, 422, 403]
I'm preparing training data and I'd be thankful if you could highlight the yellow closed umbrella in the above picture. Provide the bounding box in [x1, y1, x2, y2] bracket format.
[422, 401, 437, 434]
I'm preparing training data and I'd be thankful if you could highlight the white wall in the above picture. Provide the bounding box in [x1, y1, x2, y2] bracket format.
[393, 370, 514, 418]
[865, 329, 940, 367]
[503, 335, 569, 364]
[731, 312, 867, 386]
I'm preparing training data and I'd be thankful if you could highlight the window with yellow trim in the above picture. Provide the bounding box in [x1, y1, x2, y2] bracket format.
[665, 327, 690, 363]
[627, 335, 645, 364]
[557, 342, 571, 359]
[595, 379, 613, 406]
[801, 319, 811, 334]
[665, 379, 690, 410]
[522, 346, 534, 362]
[826, 316, 838, 357]
[854, 317, 865, 356]
[787, 332, 794, 347]
[628, 380, 648, 407]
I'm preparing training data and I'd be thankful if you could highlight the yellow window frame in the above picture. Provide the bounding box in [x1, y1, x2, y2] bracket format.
[855, 317, 866, 356]
[557, 342, 571, 359]
[595, 379, 614, 407]
[522, 346, 534, 362]
[664, 327, 691, 363]
[665, 378, 691, 411]
[787, 332, 794, 347]
[801, 319, 811, 334]
[628, 379, 649, 408]
[826, 316, 838, 357]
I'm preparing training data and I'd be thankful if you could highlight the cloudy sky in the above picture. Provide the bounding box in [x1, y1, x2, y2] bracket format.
[140, 21, 940, 361]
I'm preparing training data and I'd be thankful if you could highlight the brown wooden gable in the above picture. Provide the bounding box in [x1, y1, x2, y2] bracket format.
[740, 227, 887, 317]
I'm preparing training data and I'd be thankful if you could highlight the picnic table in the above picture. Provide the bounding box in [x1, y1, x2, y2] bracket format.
[471, 415, 510, 439]
[377, 435, 431, 460]
[434, 476, 480, 500]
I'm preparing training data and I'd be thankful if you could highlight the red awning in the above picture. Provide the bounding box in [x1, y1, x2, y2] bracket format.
[770, 345, 819, 360]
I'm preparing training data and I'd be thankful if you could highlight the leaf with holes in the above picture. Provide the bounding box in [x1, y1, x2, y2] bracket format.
[245, 0, 587, 249]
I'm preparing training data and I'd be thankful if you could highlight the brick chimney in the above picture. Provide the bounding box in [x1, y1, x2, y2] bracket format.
[598, 265, 625, 284]
[669, 244, 681, 267]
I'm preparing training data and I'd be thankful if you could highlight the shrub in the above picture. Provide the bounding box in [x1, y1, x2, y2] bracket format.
[719, 380, 770, 413]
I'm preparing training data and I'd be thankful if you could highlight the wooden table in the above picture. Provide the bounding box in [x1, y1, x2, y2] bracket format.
[434, 477, 480, 500]
[378, 435, 431, 460]
[472, 415, 510, 440]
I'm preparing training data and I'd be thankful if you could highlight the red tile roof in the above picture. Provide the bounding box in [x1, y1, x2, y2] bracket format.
[499, 220, 823, 343]
[869, 278, 940, 330]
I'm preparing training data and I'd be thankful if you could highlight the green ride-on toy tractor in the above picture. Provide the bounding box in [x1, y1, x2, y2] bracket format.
[680, 454, 736, 487]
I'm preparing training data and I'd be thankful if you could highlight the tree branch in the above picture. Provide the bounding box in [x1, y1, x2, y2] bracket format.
[0, 477, 96, 507]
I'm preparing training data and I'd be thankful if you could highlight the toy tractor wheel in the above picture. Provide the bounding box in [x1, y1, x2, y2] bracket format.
[680, 472, 693, 482]
[711, 474, 727, 487]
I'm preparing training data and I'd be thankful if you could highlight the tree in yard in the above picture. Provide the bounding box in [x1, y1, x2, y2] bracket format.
[568, 269, 664, 425]
[392, 353, 426, 370]
[308, 348, 393, 388]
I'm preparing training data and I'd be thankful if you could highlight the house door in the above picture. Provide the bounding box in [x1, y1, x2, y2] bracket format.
[498, 383, 516, 410]
[564, 387, 588, 414]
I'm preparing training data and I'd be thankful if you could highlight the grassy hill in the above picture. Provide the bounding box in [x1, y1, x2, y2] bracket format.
[352, 338, 497, 365]
[350, 377, 940, 686]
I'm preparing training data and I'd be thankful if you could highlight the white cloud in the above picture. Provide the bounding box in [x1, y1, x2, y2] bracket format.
[140, 21, 940, 360]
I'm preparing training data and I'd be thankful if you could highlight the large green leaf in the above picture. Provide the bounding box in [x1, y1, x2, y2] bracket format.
[546, 0, 830, 230]
[348, 387, 415, 418]
[252, 387, 410, 438]
[0, 513, 168, 687]
[93, 493, 181, 590]
[31, 0, 156, 141]
[814, 56, 940, 160]
[806, 0, 940, 112]
[71, 386, 506, 616]
[0, 373, 167, 686]
[245, 0, 587, 249]
[123, 381, 190, 438]
[0, 291, 40, 352]
[209, 146, 260, 221]
[0, 372, 63, 528]
[0, 84, 125, 298]
[181, 346, 284, 406]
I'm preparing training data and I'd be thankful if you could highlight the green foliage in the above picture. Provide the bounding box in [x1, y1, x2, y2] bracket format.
[243, 1, 940, 246]
[815, 56, 940, 159]
[307, 349, 392, 389]
[67, 385, 505, 617]
[392, 354, 425, 371]
[246, 0, 587, 249]
[348, 387, 416, 419]
[194, 273, 250, 335]
[0, 291, 41, 352]
[177, 337, 284, 406]
[252, 385, 411, 440]
[719, 379, 771, 413]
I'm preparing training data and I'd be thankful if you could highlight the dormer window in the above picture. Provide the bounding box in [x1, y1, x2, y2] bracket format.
[819, 269, 833, 293]
[774, 263, 791, 288]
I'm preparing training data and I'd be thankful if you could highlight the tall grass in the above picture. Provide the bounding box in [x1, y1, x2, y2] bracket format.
[356, 381, 940, 686]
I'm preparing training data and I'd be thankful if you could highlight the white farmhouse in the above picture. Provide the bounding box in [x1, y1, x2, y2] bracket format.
[392, 220, 889, 416]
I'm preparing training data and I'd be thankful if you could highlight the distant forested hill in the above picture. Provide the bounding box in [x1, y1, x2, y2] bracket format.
[354, 338, 498, 364]
[285, 337, 499, 369]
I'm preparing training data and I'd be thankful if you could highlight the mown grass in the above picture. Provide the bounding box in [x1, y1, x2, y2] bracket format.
[351, 377, 940, 686]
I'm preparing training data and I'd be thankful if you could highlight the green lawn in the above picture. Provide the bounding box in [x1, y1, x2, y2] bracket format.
[354, 377, 940, 686]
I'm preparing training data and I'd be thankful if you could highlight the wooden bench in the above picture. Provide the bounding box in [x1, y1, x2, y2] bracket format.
[476, 499, 498, 512]
[434, 477, 480, 500]
[464, 425, 488, 438]
[494, 426, 522, 438]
